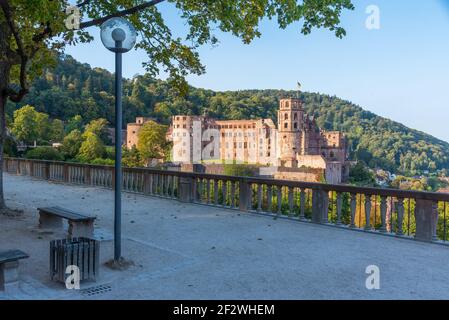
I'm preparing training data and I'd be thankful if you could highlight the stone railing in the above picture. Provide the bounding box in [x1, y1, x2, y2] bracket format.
[4, 157, 449, 244]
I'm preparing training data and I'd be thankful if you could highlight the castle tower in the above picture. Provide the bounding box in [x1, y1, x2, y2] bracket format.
[277, 97, 304, 167]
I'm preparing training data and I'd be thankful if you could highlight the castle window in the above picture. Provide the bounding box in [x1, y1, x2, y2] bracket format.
[284, 123, 288, 129]
[322, 152, 326, 157]
[330, 151, 335, 158]
[294, 113, 297, 120]
[293, 122, 298, 129]
[244, 142, 247, 148]
[284, 113, 288, 120]
[183, 116, 186, 120]
[183, 125, 186, 129]
[285, 101, 289, 108]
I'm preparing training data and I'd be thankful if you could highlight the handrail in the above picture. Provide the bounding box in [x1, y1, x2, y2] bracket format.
[3, 157, 449, 243]
[6, 157, 448, 202]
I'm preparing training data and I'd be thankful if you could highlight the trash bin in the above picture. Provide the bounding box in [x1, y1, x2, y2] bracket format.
[50, 237, 99, 283]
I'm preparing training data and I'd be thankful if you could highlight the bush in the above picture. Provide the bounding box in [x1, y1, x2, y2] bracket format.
[3, 136, 18, 157]
[25, 146, 64, 161]
[90, 158, 115, 166]
[223, 163, 258, 177]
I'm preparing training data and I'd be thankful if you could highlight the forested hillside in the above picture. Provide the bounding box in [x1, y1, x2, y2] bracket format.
[6, 55, 449, 176]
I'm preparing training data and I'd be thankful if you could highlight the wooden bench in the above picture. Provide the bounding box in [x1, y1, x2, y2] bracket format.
[0, 250, 29, 292]
[37, 206, 96, 238]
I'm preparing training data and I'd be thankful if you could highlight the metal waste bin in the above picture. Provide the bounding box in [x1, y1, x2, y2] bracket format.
[50, 237, 99, 283]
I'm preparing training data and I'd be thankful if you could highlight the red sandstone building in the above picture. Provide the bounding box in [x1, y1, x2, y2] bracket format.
[167, 97, 350, 184]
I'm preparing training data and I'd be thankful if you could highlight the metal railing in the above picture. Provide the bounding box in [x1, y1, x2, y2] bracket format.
[4, 157, 449, 244]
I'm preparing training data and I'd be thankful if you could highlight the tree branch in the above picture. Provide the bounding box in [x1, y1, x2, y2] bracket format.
[0, 1, 29, 101]
[79, 0, 167, 29]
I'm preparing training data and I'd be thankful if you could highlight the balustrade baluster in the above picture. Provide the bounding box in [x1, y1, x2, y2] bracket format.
[214, 180, 219, 205]
[288, 187, 294, 217]
[231, 182, 236, 208]
[350, 193, 357, 228]
[277, 186, 282, 215]
[379, 196, 387, 232]
[257, 184, 262, 212]
[299, 189, 306, 220]
[222, 180, 227, 207]
[267, 185, 272, 213]
[397, 198, 404, 236]
[206, 179, 211, 204]
[336, 192, 342, 225]
[365, 195, 372, 231]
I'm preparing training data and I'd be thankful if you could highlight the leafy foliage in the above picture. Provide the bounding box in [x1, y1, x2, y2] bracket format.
[25, 146, 64, 161]
[137, 120, 171, 161]
[9, 56, 449, 176]
[77, 131, 106, 161]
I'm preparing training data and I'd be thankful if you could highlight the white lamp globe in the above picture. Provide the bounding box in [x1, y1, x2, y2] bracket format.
[100, 17, 137, 53]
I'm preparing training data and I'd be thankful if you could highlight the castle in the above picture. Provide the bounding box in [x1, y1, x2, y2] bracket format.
[167, 97, 350, 184]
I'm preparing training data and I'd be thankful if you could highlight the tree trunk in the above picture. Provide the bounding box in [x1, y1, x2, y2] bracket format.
[0, 22, 12, 211]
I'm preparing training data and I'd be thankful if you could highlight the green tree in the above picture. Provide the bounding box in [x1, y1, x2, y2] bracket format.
[11, 105, 40, 144]
[11, 105, 52, 144]
[122, 145, 144, 168]
[25, 146, 64, 161]
[65, 115, 84, 133]
[348, 162, 376, 186]
[51, 119, 65, 142]
[61, 129, 83, 159]
[84, 118, 110, 144]
[35, 112, 51, 142]
[0, 0, 353, 211]
[137, 121, 171, 161]
[77, 132, 106, 162]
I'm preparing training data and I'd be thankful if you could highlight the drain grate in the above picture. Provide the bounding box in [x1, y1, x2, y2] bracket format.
[81, 284, 112, 297]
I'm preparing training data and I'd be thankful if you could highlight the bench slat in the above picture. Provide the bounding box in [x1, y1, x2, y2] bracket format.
[0, 250, 29, 264]
[38, 206, 95, 222]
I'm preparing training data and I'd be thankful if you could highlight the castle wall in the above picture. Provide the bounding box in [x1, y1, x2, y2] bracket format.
[148, 97, 348, 183]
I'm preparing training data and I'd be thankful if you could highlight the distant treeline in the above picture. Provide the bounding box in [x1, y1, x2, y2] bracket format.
[6, 55, 449, 176]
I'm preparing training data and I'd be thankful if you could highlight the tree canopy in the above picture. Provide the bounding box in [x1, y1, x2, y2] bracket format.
[10, 56, 449, 177]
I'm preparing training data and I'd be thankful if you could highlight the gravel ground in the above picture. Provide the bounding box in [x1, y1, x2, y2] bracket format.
[1, 173, 449, 300]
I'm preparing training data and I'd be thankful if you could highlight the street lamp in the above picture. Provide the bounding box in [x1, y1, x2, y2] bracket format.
[100, 17, 137, 262]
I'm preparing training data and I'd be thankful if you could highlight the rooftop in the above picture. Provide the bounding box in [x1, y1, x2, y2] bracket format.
[1, 173, 449, 300]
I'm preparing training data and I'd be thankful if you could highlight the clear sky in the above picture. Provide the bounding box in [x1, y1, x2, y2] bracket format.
[66, 0, 449, 143]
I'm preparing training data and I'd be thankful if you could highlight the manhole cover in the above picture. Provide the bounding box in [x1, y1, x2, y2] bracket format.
[81, 284, 112, 297]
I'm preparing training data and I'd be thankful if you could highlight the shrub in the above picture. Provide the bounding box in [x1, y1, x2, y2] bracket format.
[90, 158, 115, 166]
[25, 146, 64, 161]
[223, 163, 257, 177]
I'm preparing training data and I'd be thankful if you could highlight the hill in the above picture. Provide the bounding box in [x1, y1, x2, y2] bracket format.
[6, 55, 449, 176]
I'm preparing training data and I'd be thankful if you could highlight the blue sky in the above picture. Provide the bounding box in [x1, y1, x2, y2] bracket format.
[66, 0, 449, 143]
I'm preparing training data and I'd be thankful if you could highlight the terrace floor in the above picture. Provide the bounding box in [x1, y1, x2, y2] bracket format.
[1, 173, 449, 300]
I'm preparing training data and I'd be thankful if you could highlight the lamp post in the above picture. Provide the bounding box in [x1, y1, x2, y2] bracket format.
[100, 18, 137, 262]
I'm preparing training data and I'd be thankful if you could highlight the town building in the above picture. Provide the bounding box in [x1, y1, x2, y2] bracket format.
[126, 117, 156, 149]
[167, 97, 350, 183]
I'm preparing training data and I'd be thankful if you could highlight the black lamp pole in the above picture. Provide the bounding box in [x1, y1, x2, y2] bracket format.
[101, 18, 137, 263]
[112, 29, 126, 261]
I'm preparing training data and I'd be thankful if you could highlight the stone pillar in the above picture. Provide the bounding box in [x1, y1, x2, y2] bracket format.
[239, 179, 251, 212]
[44, 162, 50, 180]
[178, 176, 194, 203]
[39, 212, 63, 229]
[312, 189, 329, 224]
[63, 163, 69, 183]
[68, 220, 95, 238]
[0, 261, 20, 292]
[414, 199, 439, 242]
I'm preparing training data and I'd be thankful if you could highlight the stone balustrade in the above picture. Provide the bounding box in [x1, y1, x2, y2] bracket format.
[4, 157, 449, 244]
